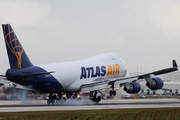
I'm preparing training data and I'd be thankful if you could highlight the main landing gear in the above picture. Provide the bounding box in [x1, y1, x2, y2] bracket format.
[89, 91, 101, 104]
[47, 93, 66, 105]
[109, 82, 116, 96]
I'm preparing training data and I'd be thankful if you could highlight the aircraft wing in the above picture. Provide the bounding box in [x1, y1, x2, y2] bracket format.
[80, 60, 178, 93]
[80, 78, 110, 93]
[0, 79, 9, 86]
[114, 67, 178, 85]
[80, 76, 139, 93]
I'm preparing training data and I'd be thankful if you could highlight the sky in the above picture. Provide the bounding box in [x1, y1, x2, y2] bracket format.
[0, 0, 180, 75]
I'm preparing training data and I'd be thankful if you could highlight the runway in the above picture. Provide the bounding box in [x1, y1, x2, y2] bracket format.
[0, 98, 180, 112]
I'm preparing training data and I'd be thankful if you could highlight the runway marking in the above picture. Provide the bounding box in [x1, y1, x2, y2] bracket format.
[0, 98, 179, 112]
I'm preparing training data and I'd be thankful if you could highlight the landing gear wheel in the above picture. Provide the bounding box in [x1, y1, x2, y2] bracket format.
[109, 91, 113, 96]
[97, 96, 101, 101]
[94, 98, 100, 104]
[112, 91, 116, 96]
[109, 91, 116, 96]
[89, 91, 101, 104]
[91, 96, 101, 104]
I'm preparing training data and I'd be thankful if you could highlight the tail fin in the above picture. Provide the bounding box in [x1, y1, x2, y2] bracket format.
[173, 60, 178, 68]
[2, 24, 33, 69]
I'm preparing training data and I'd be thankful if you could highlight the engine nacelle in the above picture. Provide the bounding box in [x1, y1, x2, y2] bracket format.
[146, 77, 164, 90]
[124, 82, 141, 94]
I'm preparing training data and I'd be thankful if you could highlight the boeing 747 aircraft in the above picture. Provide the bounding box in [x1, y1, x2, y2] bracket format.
[0, 24, 178, 104]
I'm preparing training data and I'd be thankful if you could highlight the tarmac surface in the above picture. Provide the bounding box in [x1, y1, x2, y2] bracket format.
[0, 98, 180, 112]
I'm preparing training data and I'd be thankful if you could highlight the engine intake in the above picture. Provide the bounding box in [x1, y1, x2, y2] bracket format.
[146, 77, 164, 90]
[124, 82, 141, 94]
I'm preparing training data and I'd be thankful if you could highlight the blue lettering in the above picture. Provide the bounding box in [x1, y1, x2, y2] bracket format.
[86, 67, 93, 78]
[101, 66, 106, 76]
[95, 66, 100, 77]
[92, 67, 97, 77]
[80, 67, 86, 79]
[80, 66, 107, 79]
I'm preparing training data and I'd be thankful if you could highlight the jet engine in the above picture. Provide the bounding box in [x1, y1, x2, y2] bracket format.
[146, 77, 163, 90]
[124, 82, 141, 94]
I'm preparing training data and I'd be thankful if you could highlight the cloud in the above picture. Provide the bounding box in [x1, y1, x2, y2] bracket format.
[0, 0, 180, 74]
[0, 0, 51, 26]
[149, 0, 180, 37]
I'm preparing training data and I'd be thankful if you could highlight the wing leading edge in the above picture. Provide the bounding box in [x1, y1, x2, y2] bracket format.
[80, 60, 178, 93]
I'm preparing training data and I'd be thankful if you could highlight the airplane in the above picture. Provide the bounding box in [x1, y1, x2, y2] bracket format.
[0, 24, 178, 105]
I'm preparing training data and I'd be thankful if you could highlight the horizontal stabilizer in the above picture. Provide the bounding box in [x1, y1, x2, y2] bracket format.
[13, 71, 55, 78]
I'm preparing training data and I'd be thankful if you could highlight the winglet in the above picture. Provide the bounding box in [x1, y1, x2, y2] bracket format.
[173, 60, 178, 68]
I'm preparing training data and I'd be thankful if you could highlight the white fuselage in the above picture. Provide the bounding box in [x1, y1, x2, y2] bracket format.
[39, 53, 127, 92]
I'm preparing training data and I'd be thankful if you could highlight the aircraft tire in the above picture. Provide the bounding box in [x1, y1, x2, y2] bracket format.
[109, 91, 112, 96]
[90, 97, 100, 104]
[113, 91, 116, 96]
[97, 96, 101, 101]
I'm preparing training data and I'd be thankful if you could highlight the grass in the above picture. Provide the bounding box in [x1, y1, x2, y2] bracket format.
[0, 108, 180, 120]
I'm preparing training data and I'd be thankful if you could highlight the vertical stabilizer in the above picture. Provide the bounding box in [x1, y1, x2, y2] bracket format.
[2, 24, 33, 69]
[173, 60, 178, 68]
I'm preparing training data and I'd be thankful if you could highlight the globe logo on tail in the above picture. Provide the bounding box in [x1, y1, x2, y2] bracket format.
[3, 24, 24, 68]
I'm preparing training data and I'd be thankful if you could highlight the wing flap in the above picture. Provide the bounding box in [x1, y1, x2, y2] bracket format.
[114, 77, 139, 85]
[80, 81, 109, 93]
